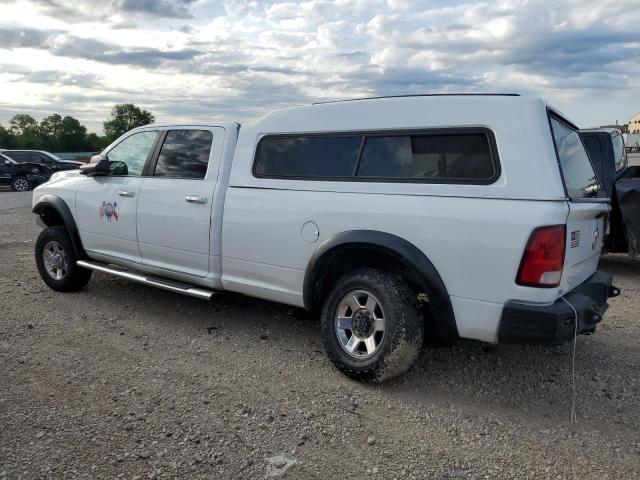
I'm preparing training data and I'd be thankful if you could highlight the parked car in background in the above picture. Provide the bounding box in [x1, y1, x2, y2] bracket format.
[0, 153, 52, 191]
[0, 150, 83, 172]
[580, 128, 640, 256]
[31, 95, 618, 381]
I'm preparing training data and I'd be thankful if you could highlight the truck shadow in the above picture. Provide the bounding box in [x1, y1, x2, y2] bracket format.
[80, 263, 639, 430]
[599, 252, 640, 276]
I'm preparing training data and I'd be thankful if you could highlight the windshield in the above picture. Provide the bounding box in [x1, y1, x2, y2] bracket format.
[549, 115, 601, 199]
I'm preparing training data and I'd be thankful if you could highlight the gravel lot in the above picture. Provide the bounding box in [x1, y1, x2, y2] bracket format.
[0, 189, 639, 480]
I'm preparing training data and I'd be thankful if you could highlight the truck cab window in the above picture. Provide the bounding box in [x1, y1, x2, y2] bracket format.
[153, 130, 213, 179]
[106, 131, 159, 176]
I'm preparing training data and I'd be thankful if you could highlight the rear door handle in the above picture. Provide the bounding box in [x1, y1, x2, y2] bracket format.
[118, 191, 136, 197]
[185, 195, 207, 204]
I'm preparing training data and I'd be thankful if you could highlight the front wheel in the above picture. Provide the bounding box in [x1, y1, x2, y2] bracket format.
[35, 226, 92, 292]
[10, 176, 33, 192]
[320, 268, 424, 382]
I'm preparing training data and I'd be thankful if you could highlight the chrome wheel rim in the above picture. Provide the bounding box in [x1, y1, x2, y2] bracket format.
[42, 241, 68, 281]
[13, 178, 29, 191]
[335, 289, 385, 358]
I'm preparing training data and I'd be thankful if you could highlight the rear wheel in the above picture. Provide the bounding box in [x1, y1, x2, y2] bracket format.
[35, 226, 92, 292]
[10, 176, 33, 192]
[320, 268, 424, 382]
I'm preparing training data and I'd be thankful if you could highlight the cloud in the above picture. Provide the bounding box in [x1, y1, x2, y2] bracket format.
[0, 26, 52, 49]
[3, 0, 198, 25]
[118, 0, 197, 19]
[49, 36, 203, 68]
[0, 27, 203, 68]
[0, 0, 639, 132]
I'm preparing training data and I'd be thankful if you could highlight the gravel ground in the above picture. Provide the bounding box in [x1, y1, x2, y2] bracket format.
[0, 190, 639, 480]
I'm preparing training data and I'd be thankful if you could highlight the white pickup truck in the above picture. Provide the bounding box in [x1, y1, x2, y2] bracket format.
[32, 94, 619, 381]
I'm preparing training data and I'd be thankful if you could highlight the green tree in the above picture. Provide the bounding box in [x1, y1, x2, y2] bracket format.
[39, 114, 64, 151]
[103, 103, 155, 141]
[84, 132, 109, 152]
[0, 123, 17, 148]
[10, 114, 42, 148]
[59, 116, 87, 151]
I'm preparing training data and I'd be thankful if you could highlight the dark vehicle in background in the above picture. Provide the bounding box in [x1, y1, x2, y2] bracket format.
[0, 153, 52, 191]
[580, 128, 640, 256]
[0, 150, 83, 172]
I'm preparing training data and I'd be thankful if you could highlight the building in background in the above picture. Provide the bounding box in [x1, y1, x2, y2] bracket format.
[629, 112, 640, 134]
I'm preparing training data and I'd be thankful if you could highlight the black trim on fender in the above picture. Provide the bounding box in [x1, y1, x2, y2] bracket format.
[32, 195, 87, 259]
[303, 230, 458, 340]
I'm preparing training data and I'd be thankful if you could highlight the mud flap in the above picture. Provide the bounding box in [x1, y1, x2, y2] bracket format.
[615, 166, 640, 256]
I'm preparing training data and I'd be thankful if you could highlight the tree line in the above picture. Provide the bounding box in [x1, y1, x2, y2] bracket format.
[0, 104, 155, 153]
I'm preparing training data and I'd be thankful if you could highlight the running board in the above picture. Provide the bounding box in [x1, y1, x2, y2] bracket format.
[76, 260, 215, 300]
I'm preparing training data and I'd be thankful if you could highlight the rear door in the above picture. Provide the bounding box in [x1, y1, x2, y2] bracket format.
[549, 114, 608, 292]
[75, 130, 159, 263]
[136, 127, 222, 278]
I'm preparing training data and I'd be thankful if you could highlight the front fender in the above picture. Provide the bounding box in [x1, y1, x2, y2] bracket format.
[32, 194, 87, 259]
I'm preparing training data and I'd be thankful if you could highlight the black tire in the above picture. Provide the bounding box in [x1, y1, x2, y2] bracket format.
[10, 176, 33, 192]
[35, 226, 92, 292]
[320, 268, 424, 382]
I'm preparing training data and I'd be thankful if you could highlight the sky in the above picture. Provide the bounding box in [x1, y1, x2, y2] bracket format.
[0, 0, 639, 134]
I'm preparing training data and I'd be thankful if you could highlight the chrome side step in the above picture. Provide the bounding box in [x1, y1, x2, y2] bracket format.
[77, 260, 215, 300]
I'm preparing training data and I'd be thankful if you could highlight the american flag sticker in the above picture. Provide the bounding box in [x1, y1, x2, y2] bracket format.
[570, 230, 581, 248]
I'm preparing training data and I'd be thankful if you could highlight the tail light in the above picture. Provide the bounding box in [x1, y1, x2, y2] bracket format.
[516, 225, 566, 288]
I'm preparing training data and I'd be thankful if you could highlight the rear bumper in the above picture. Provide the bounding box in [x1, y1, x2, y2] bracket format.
[498, 271, 620, 345]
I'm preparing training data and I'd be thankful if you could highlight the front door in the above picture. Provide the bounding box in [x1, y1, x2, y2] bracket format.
[75, 130, 159, 264]
[136, 128, 221, 278]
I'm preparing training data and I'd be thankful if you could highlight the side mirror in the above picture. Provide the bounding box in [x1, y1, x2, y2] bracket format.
[80, 155, 110, 176]
[4, 160, 10, 166]
[41, 156, 52, 164]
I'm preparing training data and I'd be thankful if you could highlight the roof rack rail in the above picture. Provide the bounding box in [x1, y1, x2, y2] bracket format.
[312, 93, 521, 105]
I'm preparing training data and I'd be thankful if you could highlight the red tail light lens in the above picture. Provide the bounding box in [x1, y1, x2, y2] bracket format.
[516, 225, 566, 288]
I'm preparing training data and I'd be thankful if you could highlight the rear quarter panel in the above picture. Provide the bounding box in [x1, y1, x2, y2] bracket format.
[222, 96, 573, 342]
[221, 187, 569, 342]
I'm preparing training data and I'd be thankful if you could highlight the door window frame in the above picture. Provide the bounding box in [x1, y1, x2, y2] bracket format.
[101, 129, 162, 178]
[100, 126, 222, 180]
[143, 129, 214, 180]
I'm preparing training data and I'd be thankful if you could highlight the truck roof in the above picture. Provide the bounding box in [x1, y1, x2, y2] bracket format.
[312, 93, 521, 105]
[245, 94, 567, 131]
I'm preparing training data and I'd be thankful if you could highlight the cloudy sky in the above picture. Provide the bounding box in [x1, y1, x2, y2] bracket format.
[0, 0, 639, 133]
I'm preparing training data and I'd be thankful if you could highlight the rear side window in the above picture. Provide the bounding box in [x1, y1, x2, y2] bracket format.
[153, 130, 213, 179]
[611, 134, 626, 172]
[4, 151, 29, 163]
[549, 116, 601, 198]
[254, 136, 361, 178]
[357, 133, 494, 180]
[254, 129, 498, 182]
